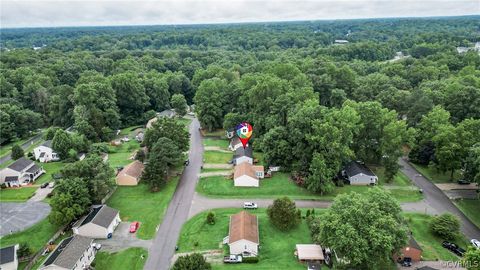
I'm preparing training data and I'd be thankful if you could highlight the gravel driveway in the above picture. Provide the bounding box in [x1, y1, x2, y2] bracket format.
[0, 202, 51, 236]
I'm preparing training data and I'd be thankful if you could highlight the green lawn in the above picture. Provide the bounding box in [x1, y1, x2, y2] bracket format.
[410, 163, 461, 183]
[404, 213, 467, 261]
[106, 179, 179, 240]
[204, 151, 232, 164]
[177, 208, 313, 270]
[94, 248, 148, 270]
[203, 129, 225, 137]
[455, 199, 480, 228]
[108, 140, 141, 168]
[372, 167, 412, 187]
[203, 138, 229, 149]
[0, 218, 60, 253]
[177, 117, 192, 127]
[0, 187, 37, 202]
[35, 162, 64, 185]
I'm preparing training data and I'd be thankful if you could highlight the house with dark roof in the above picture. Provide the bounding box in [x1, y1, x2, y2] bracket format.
[343, 161, 378, 185]
[0, 244, 19, 270]
[229, 136, 243, 151]
[0, 157, 44, 187]
[72, 205, 120, 239]
[34, 140, 60, 163]
[233, 144, 253, 165]
[40, 235, 96, 270]
[225, 128, 235, 139]
[146, 109, 177, 129]
[225, 211, 259, 257]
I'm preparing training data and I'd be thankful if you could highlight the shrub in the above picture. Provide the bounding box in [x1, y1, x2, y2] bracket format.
[430, 213, 460, 240]
[11, 145, 24, 160]
[206, 211, 216, 225]
[267, 197, 299, 231]
[17, 243, 32, 258]
[172, 253, 211, 270]
[242, 256, 259, 263]
[306, 209, 311, 217]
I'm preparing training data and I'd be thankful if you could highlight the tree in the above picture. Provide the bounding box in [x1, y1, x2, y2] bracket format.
[144, 117, 189, 152]
[306, 153, 335, 195]
[464, 144, 480, 185]
[194, 78, 226, 131]
[267, 197, 299, 231]
[432, 125, 463, 180]
[52, 129, 73, 160]
[462, 247, 480, 270]
[17, 243, 32, 258]
[206, 211, 215, 225]
[143, 71, 170, 111]
[317, 188, 407, 269]
[171, 94, 187, 116]
[11, 145, 24, 160]
[49, 177, 91, 225]
[172, 253, 211, 270]
[110, 72, 149, 125]
[44, 126, 61, 140]
[430, 213, 460, 240]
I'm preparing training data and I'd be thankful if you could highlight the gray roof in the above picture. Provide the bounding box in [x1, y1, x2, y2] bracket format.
[39, 152, 46, 158]
[158, 109, 176, 118]
[234, 144, 253, 159]
[0, 245, 16, 264]
[345, 161, 376, 177]
[7, 157, 34, 172]
[5, 176, 18, 182]
[42, 235, 93, 269]
[26, 164, 40, 173]
[77, 205, 119, 229]
[41, 140, 53, 148]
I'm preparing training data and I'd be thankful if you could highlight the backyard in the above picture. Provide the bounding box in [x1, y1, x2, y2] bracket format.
[204, 151, 232, 164]
[106, 178, 179, 240]
[203, 138, 229, 149]
[107, 140, 141, 168]
[410, 163, 461, 183]
[94, 247, 148, 270]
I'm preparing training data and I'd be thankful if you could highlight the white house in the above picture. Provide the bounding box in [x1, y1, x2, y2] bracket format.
[0, 157, 44, 187]
[232, 145, 253, 165]
[228, 137, 243, 151]
[343, 161, 378, 185]
[334, 39, 349, 44]
[72, 205, 120, 239]
[225, 128, 235, 139]
[34, 140, 60, 163]
[146, 109, 177, 129]
[0, 244, 19, 270]
[233, 162, 264, 187]
[226, 211, 259, 257]
[40, 235, 97, 270]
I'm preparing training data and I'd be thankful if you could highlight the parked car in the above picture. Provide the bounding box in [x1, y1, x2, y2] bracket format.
[442, 241, 466, 257]
[40, 182, 49, 188]
[401, 257, 412, 267]
[457, 179, 471, 185]
[243, 202, 257, 209]
[130, 221, 140, 233]
[93, 243, 102, 250]
[184, 159, 190, 166]
[471, 239, 480, 249]
[223, 255, 242, 263]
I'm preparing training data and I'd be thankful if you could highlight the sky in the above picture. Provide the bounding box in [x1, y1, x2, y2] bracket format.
[1, 0, 479, 28]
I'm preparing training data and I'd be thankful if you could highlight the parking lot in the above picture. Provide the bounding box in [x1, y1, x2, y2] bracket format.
[0, 202, 51, 236]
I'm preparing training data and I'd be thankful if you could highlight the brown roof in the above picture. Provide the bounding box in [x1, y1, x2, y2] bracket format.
[120, 161, 144, 179]
[234, 162, 256, 179]
[296, 244, 325, 261]
[229, 211, 259, 244]
[252, 165, 264, 173]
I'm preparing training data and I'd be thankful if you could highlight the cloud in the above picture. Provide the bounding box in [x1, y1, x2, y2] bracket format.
[1, 0, 478, 28]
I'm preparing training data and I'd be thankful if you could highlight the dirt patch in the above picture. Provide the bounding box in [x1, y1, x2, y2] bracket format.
[203, 164, 233, 169]
[199, 171, 232, 177]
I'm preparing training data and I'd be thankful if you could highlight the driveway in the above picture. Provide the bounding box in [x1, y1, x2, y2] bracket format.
[0, 202, 51, 236]
[399, 158, 480, 239]
[0, 132, 43, 165]
[96, 222, 152, 252]
[28, 185, 54, 202]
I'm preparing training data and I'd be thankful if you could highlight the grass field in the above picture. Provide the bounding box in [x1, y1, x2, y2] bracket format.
[455, 199, 480, 228]
[372, 167, 412, 186]
[204, 151, 232, 164]
[0, 218, 60, 253]
[404, 213, 467, 261]
[177, 117, 192, 127]
[410, 163, 461, 183]
[203, 129, 225, 137]
[35, 161, 64, 185]
[94, 248, 148, 270]
[177, 208, 313, 270]
[107, 140, 141, 168]
[106, 179, 179, 240]
[0, 187, 37, 202]
[203, 138, 229, 149]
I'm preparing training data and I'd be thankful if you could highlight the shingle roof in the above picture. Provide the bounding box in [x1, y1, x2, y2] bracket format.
[234, 144, 253, 159]
[296, 244, 325, 261]
[4, 176, 18, 182]
[120, 161, 144, 179]
[39, 152, 46, 158]
[234, 162, 256, 179]
[42, 235, 92, 269]
[229, 211, 259, 244]
[7, 157, 34, 172]
[0, 245, 16, 264]
[26, 164, 40, 173]
[408, 236, 422, 251]
[41, 140, 53, 148]
[78, 205, 119, 229]
[345, 161, 376, 177]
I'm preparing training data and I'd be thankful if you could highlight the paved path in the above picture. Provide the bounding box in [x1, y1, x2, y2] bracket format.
[0, 202, 51, 236]
[28, 185, 54, 202]
[399, 158, 480, 239]
[0, 133, 43, 165]
[144, 118, 203, 270]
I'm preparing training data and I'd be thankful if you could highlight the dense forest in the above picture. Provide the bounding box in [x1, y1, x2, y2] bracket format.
[1, 16, 480, 193]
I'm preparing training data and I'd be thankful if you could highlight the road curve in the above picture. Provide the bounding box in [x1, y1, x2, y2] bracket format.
[144, 118, 202, 270]
[0, 132, 44, 165]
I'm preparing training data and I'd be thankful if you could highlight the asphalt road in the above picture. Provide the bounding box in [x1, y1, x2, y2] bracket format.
[144, 117, 203, 270]
[399, 158, 480, 239]
[0, 132, 44, 165]
[0, 202, 51, 236]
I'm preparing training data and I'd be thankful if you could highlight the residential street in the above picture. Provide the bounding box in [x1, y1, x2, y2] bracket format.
[0, 132, 43, 165]
[399, 158, 480, 239]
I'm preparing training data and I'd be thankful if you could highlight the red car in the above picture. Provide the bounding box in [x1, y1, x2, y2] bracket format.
[129, 221, 140, 233]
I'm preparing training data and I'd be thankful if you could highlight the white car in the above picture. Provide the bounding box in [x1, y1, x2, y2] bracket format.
[471, 239, 480, 249]
[243, 202, 257, 209]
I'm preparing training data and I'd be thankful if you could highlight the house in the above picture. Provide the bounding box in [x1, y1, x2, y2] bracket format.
[226, 211, 259, 257]
[40, 235, 96, 270]
[334, 39, 349, 44]
[395, 236, 423, 262]
[77, 153, 86, 161]
[228, 136, 243, 151]
[0, 244, 19, 270]
[146, 109, 177, 128]
[233, 145, 253, 165]
[233, 163, 264, 187]
[72, 205, 120, 239]
[34, 140, 60, 163]
[225, 128, 235, 139]
[0, 157, 44, 186]
[343, 161, 378, 185]
[116, 161, 144, 186]
[296, 244, 325, 263]
[135, 131, 144, 142]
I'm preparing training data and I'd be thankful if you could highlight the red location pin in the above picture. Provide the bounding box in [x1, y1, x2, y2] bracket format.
[235, 122, 253, 148]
